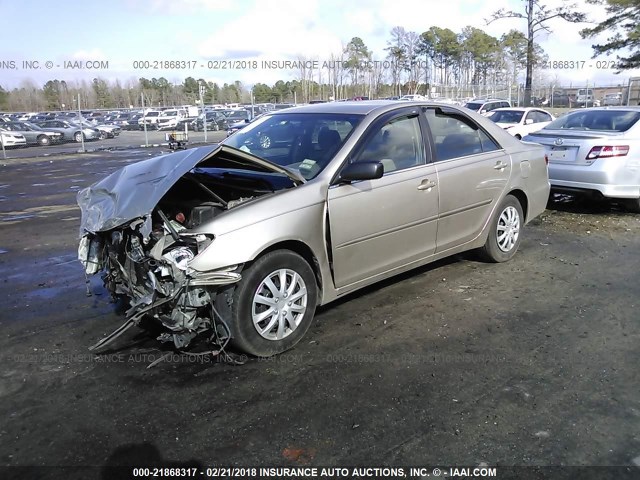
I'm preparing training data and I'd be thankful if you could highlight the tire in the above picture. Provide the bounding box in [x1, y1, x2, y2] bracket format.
[259, 135, 271, 149]
[478, 195, 524, 263]
[37, 135, 51, 146]
[514, 134, 522, 140]
[74, 131, 83, 143]
[215, 250, 317, 357]
[98, 131, 107, 140]
[623, 198, 640, 213]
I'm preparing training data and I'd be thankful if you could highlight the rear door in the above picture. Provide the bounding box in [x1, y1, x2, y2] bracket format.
[423, 106, 511, 253]
[327, 108, 439, 289]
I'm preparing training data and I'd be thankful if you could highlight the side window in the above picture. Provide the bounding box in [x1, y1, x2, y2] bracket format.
[539, 112, 552, 122]
[525, 112, 537, 123]
[501, 102, 510, 108]
[353, 115, 425, 174]
[479, 130, 499, 152]
[425, 108, 499, 160]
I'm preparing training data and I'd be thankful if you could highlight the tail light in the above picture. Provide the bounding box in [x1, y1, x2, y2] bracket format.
[586, 145, 629, 160]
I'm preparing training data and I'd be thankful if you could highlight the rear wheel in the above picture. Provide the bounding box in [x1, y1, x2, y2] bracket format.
[478, 195, 523, 262]
[74, 131, 84, 142]
[623, 198, 640, 213]
[215, 250, 317, 357]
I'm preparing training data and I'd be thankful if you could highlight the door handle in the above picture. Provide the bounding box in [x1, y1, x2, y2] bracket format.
[417, 179, 437, 191]
[494, 161, 508, 170]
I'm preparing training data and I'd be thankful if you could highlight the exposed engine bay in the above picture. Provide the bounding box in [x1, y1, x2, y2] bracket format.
[77, 146, 301, 360]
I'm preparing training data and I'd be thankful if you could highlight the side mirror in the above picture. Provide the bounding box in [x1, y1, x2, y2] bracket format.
[525, 119, 534, 125]
[338, 162, 384, 183]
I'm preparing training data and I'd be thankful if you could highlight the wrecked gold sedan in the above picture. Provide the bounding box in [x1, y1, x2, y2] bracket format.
[78, 101, 549, 357]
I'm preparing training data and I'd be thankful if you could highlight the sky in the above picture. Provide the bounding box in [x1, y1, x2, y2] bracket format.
[0, 0, 637, 91]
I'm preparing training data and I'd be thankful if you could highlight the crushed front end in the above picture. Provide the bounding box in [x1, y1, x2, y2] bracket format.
[76, 145, 302, 355]
[79, 210, 241, 352]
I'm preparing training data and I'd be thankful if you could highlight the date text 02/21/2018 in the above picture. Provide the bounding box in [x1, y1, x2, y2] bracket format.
[540, 60, 617, 70]
[131, 60, 260, 70]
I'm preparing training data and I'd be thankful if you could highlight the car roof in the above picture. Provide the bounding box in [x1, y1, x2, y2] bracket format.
[568, 106, 640, 112]
[492, 107, 542, 112]
[268, 100, 419, 116]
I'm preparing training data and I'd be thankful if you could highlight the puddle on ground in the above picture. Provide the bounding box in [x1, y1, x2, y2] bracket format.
[0, 249, 8, 254]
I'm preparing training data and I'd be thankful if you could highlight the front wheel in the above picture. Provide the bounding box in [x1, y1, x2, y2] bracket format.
[215, 250, 317, 357]
[478, 195, 523, 262]
[74, 131, 84, 142]
[37, 135, 51, 146]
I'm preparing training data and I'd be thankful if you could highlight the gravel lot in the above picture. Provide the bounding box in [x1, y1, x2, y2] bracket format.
[0, 149, 639, 478]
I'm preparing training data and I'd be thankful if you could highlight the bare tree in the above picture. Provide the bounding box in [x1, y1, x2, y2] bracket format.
[487, 0, 585, 106]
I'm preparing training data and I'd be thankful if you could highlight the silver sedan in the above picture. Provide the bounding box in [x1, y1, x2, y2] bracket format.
[524, 107, 640, 211]
[78, 101, 549, 357]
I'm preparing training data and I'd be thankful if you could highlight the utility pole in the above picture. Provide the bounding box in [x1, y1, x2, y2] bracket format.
[141, 92, 148, 147]
[199, 82, 207, 142]
[77, 93, 85, 153]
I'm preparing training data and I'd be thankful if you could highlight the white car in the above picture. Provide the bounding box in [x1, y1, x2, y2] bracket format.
[138, 110, 162, 129]
[0, 129, 27, 147]
[399, 94, 427, 101]
[156, 109, 187, 131]
[485, 107, 555, 139]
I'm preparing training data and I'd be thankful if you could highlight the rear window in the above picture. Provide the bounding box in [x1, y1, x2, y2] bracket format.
[544, 110, 640, 132]
[464, 102, 483, 111]
[488, 110, 524, 124]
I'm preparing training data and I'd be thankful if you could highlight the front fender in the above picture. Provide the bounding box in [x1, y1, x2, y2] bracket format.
[187, 203, 328, 273]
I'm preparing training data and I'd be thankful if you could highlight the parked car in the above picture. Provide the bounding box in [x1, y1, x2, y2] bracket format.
[221, 109, 251, 129]
[603, 93, 623, 106]
[399, 94, 426, 101]
[79, 120, 120, 139]
[156, 109, 187, 131]
[137, 111, 161, 129]
[191, 111, 226, 132]
[485, 108, 555, 139]
[0, 121, 63, 145]
[78, 100, 549, 358]
[523, 107, 640, 211]
[105, 113, 135, 128]
[463, 98, 511, 115]
[0, 129, 27, 148]
[576, 88, 595, 107]
[124, 114, 144, 130]
[33, 119, 100, 142]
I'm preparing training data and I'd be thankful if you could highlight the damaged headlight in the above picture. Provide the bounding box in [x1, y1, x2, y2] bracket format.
[162, 247, 194, 271]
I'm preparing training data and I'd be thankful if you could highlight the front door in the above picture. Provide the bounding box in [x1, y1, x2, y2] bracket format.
[327, 111, 439, 289]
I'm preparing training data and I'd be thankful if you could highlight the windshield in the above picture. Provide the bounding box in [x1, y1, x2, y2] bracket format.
[543, 110, 640, 132]
[487, 110, 524, 124]
[222, 112, 363, 180]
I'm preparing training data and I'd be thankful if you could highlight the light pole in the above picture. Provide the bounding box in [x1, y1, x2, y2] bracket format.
[141, 92, 149, 147]
[199, 82, 207, 142]
[77, 93, 85, 153]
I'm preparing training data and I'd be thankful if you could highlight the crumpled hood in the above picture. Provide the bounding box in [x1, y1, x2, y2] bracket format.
[77, 144, 304, 235]
[77, 145, 220, 234]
